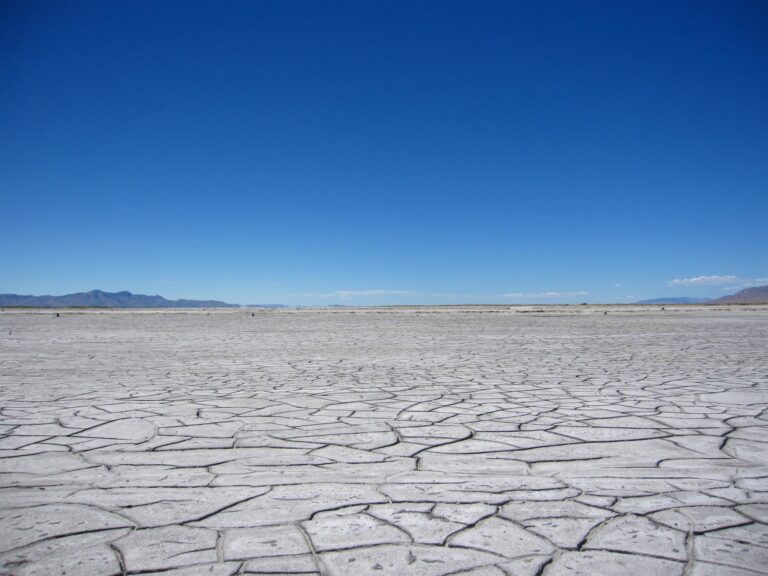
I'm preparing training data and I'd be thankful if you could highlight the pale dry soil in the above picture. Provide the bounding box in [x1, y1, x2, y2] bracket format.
[1, 307, 767, 576]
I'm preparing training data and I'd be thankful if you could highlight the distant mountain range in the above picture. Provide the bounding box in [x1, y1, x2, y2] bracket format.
[0, 290, 239, 308]
[712, 285, 768, 304]
[636, 297, 713, 304]
[637, 285, 768, 305]
[2, 286, 766, 308]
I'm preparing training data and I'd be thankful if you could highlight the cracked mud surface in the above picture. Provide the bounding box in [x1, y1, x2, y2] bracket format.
[1, 306, 767, 575]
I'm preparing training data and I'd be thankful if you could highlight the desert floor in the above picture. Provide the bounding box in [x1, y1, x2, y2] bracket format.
[1, 306, 767, 575]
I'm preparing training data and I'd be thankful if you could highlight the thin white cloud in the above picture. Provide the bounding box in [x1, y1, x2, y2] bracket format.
[158, 279, 174, 284]
[668, 275, 737, 286]
[334, 289, 415, 299]
[612, 283, 622, 288]
[427, 292, 487, 300]
[286, 289, 415, 300]
[502, 291, 588, 299]
[667, 275, 768, 288]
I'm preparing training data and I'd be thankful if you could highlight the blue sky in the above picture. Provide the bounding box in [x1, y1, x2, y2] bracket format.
[2, 1, 767, 305]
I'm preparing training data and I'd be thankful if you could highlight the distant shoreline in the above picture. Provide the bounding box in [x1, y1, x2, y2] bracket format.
[3, 303, 768, 313]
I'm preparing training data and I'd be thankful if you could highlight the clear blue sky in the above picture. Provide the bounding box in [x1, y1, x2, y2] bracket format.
[2, 1, 767, 305]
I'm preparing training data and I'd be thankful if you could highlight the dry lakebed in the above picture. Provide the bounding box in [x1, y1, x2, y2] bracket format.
[1, 306, 767, 575]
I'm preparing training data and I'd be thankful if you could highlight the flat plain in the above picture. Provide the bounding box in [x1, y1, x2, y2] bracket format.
[1, 306, 767, 576]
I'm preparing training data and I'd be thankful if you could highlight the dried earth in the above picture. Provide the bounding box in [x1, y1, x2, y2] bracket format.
[1, 306, 767, 575]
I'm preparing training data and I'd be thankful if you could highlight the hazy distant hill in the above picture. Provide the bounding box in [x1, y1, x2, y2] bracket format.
[713, 285, 768, 304]
[0, 290, 239, 308]
[636, 297, 713, 304]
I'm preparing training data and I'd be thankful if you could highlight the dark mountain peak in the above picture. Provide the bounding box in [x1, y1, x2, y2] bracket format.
[0, 290, 238, 308]
[713, 285, 768, 304]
